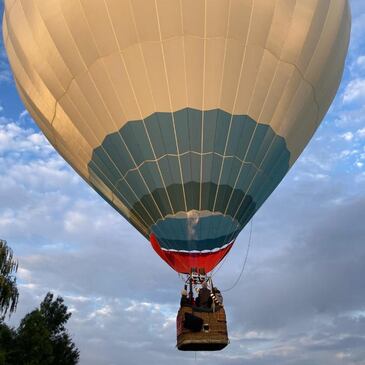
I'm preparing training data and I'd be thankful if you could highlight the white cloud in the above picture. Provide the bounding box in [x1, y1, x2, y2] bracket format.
[230, 330, 275, 341]
[340, 131, 354, 141]
[64, 211, 89, 233]
[89, 305, 113, 318]
[0, 119, 52, 155]
[65, 295, 91, 303]
[339, 150, 351, 159]
[19, 110, 29, 119]
[18, 283, 38, 290]
[337, 149, 361, 163]
[0, 39, 11, 82]
[356, 127, 365, 138]
[343, 78, 365, 103]
[0, 63, 11, 84]
[335, 352, 352, 359]
[356, 55, 365, 68]
[17, 267, 33, 282]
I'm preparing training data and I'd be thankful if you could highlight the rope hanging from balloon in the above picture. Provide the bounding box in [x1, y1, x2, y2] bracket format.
[218, 219, 254, 293]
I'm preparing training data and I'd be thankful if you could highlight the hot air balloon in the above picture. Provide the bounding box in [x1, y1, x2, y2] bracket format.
[3, 0, 350, 351]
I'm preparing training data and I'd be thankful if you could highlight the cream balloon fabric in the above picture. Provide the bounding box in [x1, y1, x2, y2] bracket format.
[2, 0, 350, 272]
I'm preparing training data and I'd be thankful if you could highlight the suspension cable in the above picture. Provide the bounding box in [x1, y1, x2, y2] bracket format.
[220, 219, 254, 293]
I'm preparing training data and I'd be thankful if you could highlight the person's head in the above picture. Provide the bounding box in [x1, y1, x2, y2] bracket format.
[181, 288, 187, 296]
[201, 281, 207, 288]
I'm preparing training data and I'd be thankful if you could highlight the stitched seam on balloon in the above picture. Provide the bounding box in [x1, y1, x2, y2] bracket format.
[92, 2, 172, 228]
[89, 160, 155, 231]
[154, 0, 189, 213]
[125, 5, 183, 255]
[212, 1, 254, 214]
[126, 0, 177, 219]
[6, 21, 323, 229]
[114, 151, 263, 182]
[222, 47, 286, 219]
[227, 46, 313, 227]
[2, 2, 336, 122]
[44, 43, 319, 137]
[222, 23, 323, 227]
[9, 67, 286, 234]
[178, 0, 192, 215]
[206, 0, 233, 249]
[215, 0, 279, 242]
[20, 30, 320, 140]
[47, 57, 288, 242]
[198, 0, 208, 212]
[100, 2, 167, 238]
[44, 3, 161, 231]
[48, 83, 156, 232]
[277, 54, 320, 127]
[113, 158, 274, 218]
[92, 128, 286, 226]
[4, 4, 346, 240]
[79, 2, 171, 234]
[95, 1, 165, 223]
[225, 129, 292, 245]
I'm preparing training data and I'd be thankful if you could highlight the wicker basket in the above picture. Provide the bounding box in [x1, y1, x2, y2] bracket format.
[176, 305, 229, 351]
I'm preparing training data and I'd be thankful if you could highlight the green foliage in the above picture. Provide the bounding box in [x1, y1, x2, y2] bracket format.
[17, 310, 54, 365]
[0, 322, 16, 365]
[40, 293, 71, 335]
[0, 292, 79, 365]
[0, 239, 19, 319]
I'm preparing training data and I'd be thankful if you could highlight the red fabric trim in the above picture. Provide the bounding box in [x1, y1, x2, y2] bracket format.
[150, 233, 234, 274]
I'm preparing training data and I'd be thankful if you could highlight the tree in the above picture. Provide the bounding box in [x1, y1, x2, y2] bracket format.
[0, 292, 79, 365]
[40, 293, 79, 365]
[0, 322, 16, 365]
[16, 292, 80, 365]
[0, 239, 19, 319]
[16, 310, 54, 365]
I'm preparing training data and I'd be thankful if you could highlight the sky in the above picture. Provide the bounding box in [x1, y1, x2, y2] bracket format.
[1, 1, 365, 365]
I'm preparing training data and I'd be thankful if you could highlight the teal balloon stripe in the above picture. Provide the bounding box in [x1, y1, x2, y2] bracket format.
[88, 108, 290, 251]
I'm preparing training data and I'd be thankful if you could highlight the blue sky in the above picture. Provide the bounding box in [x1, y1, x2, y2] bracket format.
[1, 1, 365, 365]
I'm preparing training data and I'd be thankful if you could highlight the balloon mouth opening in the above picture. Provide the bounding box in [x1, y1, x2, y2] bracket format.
[150, 211, 241, 250]
[150, 233, 234, 274]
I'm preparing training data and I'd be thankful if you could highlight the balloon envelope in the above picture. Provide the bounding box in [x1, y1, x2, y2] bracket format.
[3, 0, 350, 273]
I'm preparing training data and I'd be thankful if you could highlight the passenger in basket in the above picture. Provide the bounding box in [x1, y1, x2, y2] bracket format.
[180, 285, 189, 306]
[196, 281, 212, 308]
